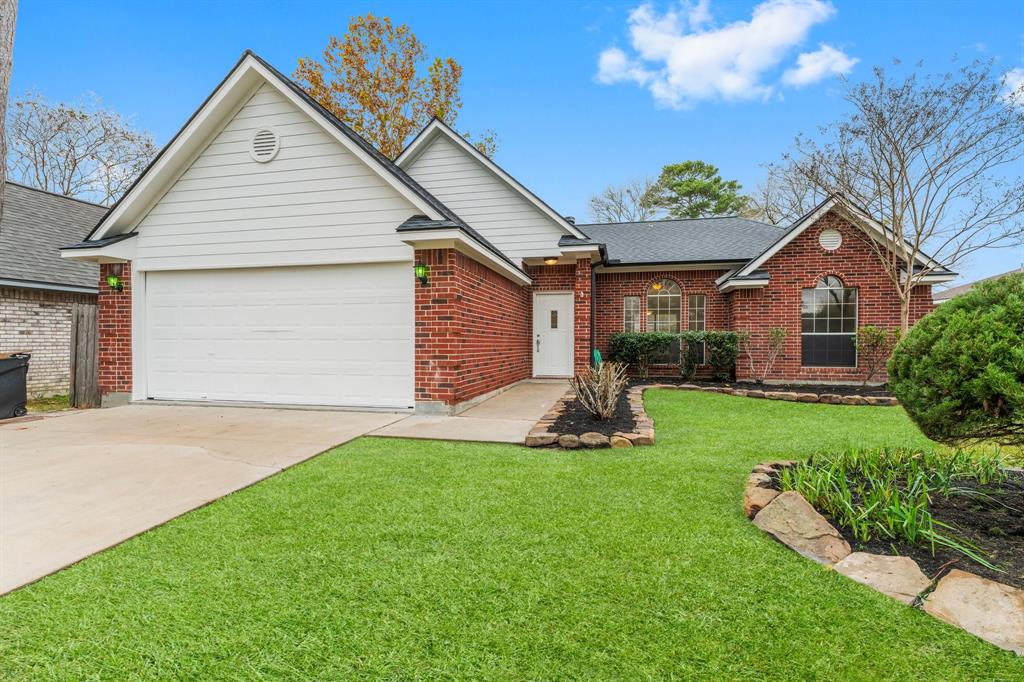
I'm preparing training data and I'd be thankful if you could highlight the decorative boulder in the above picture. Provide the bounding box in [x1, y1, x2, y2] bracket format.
[525, 433, 558, 447]
[744, 484, 780, 519]
[834, 552, 931, 605]
[753, 491, 851, 564]
[558, 434, 580, 449]
[609, 435, 633, 448]
[923, 569, 1024, 655]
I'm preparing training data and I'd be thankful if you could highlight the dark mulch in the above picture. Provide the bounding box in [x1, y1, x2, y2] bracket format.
[635, 378, 892, 398]
[550, 390, 636, 437]
[776, 470, 1024, 589]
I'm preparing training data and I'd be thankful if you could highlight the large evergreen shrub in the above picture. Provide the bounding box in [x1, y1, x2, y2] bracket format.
[888, 273, 1024, 446]
[607, 332, 677, 378]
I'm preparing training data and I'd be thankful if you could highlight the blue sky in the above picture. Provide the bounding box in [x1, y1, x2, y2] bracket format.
[11, 0, 1024, 282]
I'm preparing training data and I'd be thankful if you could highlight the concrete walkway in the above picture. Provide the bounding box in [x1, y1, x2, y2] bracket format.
[0, 405, 403, 594]
[371, 381, 567, 443]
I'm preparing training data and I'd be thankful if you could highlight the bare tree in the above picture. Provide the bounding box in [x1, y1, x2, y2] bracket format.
[5, 91, 157, 206]
[743, 160, 823, 226]
[0, 0, 17, 224]
[790, 60, 1024, 331]
[587, 177, 660, 223]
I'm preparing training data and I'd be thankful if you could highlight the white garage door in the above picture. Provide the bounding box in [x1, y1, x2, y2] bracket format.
[145, 264, 414, 408]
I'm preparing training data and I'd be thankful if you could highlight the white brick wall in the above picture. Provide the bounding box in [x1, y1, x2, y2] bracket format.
[0, 287, 97, 397]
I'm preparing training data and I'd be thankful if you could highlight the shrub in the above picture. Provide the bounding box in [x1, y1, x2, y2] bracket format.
[679, 331, 704, 380]
[568, 361, 628, 420]
[889, 273, 1024, 447]
[854, 326, 900, 387]
[737, 328, 787, 384]
[607, 332, 676, 378]
[705, 331, 739, 381]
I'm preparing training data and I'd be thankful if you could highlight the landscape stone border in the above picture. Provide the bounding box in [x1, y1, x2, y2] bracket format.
[525, 385, 654, 449]
[746, 461, 1024, 656]
[526, 381, 896, 450]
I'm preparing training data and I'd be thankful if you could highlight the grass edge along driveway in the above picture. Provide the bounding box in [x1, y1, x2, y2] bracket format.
[2, 390, 1021, 680]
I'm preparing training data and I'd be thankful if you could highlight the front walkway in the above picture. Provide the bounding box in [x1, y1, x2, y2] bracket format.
[0, 405, 403, 594]
[372, 380, 567, 443]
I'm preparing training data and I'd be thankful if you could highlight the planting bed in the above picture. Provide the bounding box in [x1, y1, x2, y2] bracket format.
[550, 390, 635, 438]
[636, 378, 893, 398]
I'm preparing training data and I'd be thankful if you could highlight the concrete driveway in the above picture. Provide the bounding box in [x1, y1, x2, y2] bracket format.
[0, 405, 403, 594]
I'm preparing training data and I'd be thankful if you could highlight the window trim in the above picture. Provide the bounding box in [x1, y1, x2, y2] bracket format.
[800, 275, 858, 368]
[623, 295, 641, 332]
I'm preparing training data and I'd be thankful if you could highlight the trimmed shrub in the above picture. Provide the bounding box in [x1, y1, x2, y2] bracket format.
[889, 273, 1024, 446]
[607, 332, 677, 378]
[679, 331, 704, 380]
[705, 331, 739, 381]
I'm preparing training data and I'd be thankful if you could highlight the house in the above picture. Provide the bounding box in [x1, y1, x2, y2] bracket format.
[1, 182, 106, 397]
[933, 267, 1023, 303]
[61, 51, 955, 413]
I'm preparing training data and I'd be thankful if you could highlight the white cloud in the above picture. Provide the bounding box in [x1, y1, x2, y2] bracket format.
[595, 0, 853, 108]
[1003, 67, 1024, 107]
[782, 43, 858, 86]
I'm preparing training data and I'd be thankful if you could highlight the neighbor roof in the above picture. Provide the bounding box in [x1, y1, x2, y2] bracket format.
[575, 216, 786, 266]
[933, 267, 1023, 302]
[0, 182, 106, 291]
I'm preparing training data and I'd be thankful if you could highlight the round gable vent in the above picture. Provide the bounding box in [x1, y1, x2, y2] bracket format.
[819, 228, 842, 251]
[249, 127, 280, 162]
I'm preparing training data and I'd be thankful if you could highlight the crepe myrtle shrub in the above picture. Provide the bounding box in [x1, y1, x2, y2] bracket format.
[854, 326, 901, 387]
[680, 331, 739, 381]
[737, 328, 787, 384]
[607, 332, 677, 378]
[889, 273, 1024, 447]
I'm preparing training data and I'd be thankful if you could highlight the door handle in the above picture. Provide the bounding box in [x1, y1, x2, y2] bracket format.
[535, 335, 540, 352]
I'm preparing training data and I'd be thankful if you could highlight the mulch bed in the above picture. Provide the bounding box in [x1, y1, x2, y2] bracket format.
[636, 378, 892, 398]
[550, 390, 636, 438]
[774, 470, 1024, 590]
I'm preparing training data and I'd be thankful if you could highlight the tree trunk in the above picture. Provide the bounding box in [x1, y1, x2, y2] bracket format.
[0, 0, 17, 226]
[900, 296, 911, 334]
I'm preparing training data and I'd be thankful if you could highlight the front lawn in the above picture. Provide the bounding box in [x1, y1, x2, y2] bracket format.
[2, 392, 1021, 679]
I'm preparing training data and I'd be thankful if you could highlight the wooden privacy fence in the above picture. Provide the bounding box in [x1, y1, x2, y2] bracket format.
[69, 303, 100, 408]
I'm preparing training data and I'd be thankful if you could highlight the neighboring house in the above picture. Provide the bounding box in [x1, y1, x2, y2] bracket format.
[62, 51, 955, 413]
[1, 182, 106, 397]
[933, 267, 1023, 303]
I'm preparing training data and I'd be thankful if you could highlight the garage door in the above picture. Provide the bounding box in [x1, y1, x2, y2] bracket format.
[145, 264, 414, 408]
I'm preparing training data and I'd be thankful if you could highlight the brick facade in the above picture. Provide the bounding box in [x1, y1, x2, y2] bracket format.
[97, 262, 132, 395]
[414, 249, 531, 408]
[0, 286, 96, 397]
[587, 210, 934, 384]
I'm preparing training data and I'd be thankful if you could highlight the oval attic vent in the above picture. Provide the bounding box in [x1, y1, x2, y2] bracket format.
[249, 128, 280, 162]
[818, 228, 842, 251]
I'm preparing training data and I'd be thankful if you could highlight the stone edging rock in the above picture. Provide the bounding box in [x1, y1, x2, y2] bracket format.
[660, 382, 899, 406]
[525, 386, 654, 449]
[746, 461, 1024, 656]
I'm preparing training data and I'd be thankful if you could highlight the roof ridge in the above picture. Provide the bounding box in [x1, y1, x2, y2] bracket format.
[4, 181, 107, 209]
[576, 215, 772, 227]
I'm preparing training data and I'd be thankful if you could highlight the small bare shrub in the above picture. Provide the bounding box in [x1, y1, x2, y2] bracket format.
[737, 328, 787, 384]
[569, 362, 628, 420]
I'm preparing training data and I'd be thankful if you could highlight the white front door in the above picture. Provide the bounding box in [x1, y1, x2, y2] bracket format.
[533, 292, 574, 377]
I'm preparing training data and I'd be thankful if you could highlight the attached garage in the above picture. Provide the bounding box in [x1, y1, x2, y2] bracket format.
[144, 263, 414, 409]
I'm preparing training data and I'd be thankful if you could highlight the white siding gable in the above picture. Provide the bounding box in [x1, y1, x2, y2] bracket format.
[403, 134, 566, 263]
[134, 82, 418, 271]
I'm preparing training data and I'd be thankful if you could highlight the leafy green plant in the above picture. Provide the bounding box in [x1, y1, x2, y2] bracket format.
[705, 331, 739, 381]
[679, 331, 704, 380]
[854, 326, 900, 387]
[889, 273, 1024, 447]
[779, 447, 1008, 569]
[607, 332, 677, 378]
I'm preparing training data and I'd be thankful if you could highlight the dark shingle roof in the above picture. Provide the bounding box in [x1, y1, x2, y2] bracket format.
[0, 183, 106, 290]
[575, 216, 785, 265]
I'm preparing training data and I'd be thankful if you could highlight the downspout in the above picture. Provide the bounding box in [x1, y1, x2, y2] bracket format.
[590, 261, 597, 367]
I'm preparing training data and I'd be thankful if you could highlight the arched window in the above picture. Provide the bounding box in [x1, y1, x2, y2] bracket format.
[801, 275, 858, 367]
[647, 279, 681, 363]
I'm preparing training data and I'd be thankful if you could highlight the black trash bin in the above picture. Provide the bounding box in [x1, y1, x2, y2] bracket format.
[0, 353, 31, 419]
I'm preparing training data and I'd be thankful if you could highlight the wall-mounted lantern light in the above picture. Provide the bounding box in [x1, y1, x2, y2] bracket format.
[543, 257, 559, 266]
[106, 264, 124, 291]
[414, 262, 430, 286]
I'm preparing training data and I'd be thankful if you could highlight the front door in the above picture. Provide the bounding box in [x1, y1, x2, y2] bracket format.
[533, 292, 574, 377]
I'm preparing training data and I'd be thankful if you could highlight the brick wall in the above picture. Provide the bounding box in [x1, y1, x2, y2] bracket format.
[414, 249, 531, 407]
[593, 268, 730, 376]
[728, 210, 934, 383]
[98, 262, 132, 395]
[0, 287, 96, 397]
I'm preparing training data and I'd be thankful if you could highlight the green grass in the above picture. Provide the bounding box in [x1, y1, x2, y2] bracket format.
[2, 392, 1021, 679]
[26, 394, 69, 413]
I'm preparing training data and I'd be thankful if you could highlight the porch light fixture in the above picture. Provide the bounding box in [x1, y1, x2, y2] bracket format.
[105, 264, 124, 292]
[414, 262, 430, 286]
[543, 257, 559, 266]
